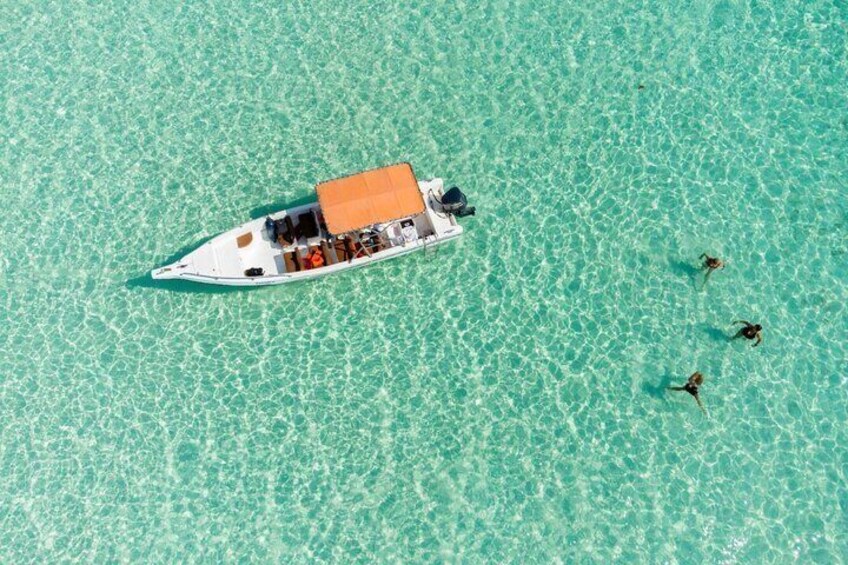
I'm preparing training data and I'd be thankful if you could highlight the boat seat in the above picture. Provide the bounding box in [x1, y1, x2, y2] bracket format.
[283, 251, 300, 273]
[285, 216, 297, 242]
[321, 240, 337, 264]
[334, 237, 355, 262]
[274, 219, 293, 247]
[298, 212, 319, 239]
[333, 238, 346, 262]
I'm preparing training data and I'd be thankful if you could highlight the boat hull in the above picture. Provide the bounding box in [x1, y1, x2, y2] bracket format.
[151, 178, 465, 287]
[152, 229, 462, 286]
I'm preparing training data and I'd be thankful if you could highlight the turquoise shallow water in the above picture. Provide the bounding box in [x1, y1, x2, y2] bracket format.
[2, 0, 847, 561]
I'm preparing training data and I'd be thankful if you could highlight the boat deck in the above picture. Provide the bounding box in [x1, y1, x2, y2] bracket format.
[193, 204, 441, 279]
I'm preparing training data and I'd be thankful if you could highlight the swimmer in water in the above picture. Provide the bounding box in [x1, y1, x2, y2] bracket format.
[667, 372, 706, 414]
[699, 253, 725, 285]
[733, 320, 763, 347]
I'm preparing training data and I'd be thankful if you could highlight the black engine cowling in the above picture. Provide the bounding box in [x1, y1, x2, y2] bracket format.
[441, 186, 476, 217]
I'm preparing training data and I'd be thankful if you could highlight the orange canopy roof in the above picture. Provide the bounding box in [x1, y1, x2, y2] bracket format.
[316, 163, 425, 235]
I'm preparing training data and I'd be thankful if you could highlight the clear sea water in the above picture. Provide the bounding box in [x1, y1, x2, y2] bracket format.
[2, 0, 847, 562]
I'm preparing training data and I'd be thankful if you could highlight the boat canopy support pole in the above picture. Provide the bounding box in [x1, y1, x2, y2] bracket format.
[350, 232, 373, 259]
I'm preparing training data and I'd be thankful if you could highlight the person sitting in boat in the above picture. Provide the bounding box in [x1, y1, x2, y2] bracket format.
[304, 248, 325, 269]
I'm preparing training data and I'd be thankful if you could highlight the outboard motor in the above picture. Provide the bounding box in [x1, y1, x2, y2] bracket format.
[440, 186, 476, 217]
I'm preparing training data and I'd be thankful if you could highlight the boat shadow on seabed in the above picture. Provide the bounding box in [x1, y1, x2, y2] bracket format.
[247, 195, 316, 220]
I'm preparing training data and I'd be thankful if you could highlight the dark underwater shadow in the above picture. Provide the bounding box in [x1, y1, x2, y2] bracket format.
[642, 371, 675, 400]
[668, 256, 705, 289]
[248, 194, 316, 219]
[700, 323, 731, 343]
[125, 274, 260, 294]
[668, 257, 700, 278]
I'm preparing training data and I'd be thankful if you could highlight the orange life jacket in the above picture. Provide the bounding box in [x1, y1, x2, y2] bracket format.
[307, 249, 325, 268]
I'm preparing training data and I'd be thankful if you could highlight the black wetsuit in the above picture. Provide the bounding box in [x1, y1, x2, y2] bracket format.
[669, 383, 699, 397]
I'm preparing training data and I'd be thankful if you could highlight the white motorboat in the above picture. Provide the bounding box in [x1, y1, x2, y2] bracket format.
[151, 163, 475, 286]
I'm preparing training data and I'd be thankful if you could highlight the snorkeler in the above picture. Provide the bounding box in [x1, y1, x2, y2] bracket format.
[667, 372, 706, 414]
[733, 320, 763, 347]
[699, 252, 725, 285]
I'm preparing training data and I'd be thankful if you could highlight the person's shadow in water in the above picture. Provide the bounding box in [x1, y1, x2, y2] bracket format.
[699, 322, 732, 343]
[668, 257, 702, 288]
[642, 371, 675, 400]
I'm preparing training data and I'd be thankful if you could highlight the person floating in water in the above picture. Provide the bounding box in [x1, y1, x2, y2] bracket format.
[733, 320, 763, 347]
[667, 372, 706, 414]
[699, 252, 725, 286]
